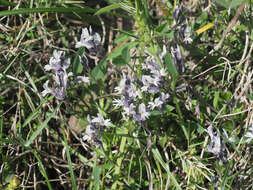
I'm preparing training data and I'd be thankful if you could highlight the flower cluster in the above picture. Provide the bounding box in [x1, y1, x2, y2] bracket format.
[172, 5, 193, 45]
[75, 26, 102, 57]
[171, 5, 193, 74]
[41, 50, 90, 100]
[42, 50, 72, 100]
[81, 114, 111, 147]
[206, 125, 227, 164]
[113, 48, 169, 122]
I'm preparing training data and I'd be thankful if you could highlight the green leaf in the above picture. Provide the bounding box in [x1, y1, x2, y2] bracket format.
[114, 30, 137, 43]
[92, 166, 102, 189]
[229, 0, 245, 8]
[122, 46, 131, 62]
[150, 110, 161, 116]
[0, 0, 17, 7]
[94, 3, 122, 15]
[91, 60, 107, 80]
[112, 56, 127, 67]
[22, 96, 54, 128]
[73, 47, 85, 75]
[165, 105, 175, 112]
[112, 47, 131, 67]
[107, 41, 138, 60]
[164, 53, 178, 78]
[24, 103, 62, 147]
[248, 93, 253, 101]
[215, 0, 245, 8]
[213, 91, 220, 109]
[31, 149, 53, 190]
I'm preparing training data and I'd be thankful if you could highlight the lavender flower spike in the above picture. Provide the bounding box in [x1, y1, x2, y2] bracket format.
[75, 26, 101, 56]
[171, 45, 184, 73]
[82, 115, 102, 146]
[42, 50, 71, 100]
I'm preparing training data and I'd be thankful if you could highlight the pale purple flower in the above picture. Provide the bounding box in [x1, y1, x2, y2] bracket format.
[41, 80, 53, 97]
[114, 73, 127, 94]
[171, 44, 184, 73]
[141, 75, 158, 92]
[173, 5, 185, 25]
[82, 115, 102, 146]
[148, 98, 163, 110]
[245, 124, 253, 143]
[128, 84, 142, 99]
[75, 75, 90, 84]
[138, 103, 150, 121]
[44, 50, 70, 72]
[206, 125, 227, 164]
[42, 50, 72, 100]
[41, 80, 66, 100]
[75, 26, 101, 56]
[92, 113, 111, 127]
[182, 23, 193, 44]
[122, 103, 136, 117]
[160, 92, 170, 102]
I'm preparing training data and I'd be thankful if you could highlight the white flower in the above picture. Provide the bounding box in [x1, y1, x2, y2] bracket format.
[41, 80, 52, 97]
[45, 50, 70, 72]
[113, 98, 124, 107]
[75, 75, 90, 84]
[148, 98, 163, 110]
[75, 26, 101, 55]
[82, 124, 94, 142]
[92, 113, 111, 127]
[245, 125, 253, 143]
[138, 103, 150, 121]
[122, 103, 135, 116]
[128, 84, 142, 99]
[183, 23, 193, 44]
[206, 125, 227, 164]
[206, 125, 221, 155]
[159, 67, 167, 77]
[160, 92, 170, 102]
[114, 74, 127, 94]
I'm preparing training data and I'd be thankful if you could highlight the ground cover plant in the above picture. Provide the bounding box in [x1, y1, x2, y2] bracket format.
[0, 0, 253, 189]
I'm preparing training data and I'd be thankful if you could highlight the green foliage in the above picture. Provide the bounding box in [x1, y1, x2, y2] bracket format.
[0, 0, 252, 189]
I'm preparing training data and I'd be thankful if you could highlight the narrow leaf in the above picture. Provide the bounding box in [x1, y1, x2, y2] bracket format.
[94, 3, 122, 15]
[196, 23, 214, 35]
[0, 7, 95, 17]
[24, 103, 61, 147]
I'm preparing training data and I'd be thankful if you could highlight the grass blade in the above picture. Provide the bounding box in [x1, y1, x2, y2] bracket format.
[24, 103, 62, 147]
[31, 149, 53, 190]
[62, 127, 77, 190]
[94, 3, 122, 16]
[152, 148, 182, 190]
[0, 7, 95, 17]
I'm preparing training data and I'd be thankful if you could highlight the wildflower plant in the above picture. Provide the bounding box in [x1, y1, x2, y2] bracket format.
[42, 50, 90, 100]
[1, 0, 253, 190]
